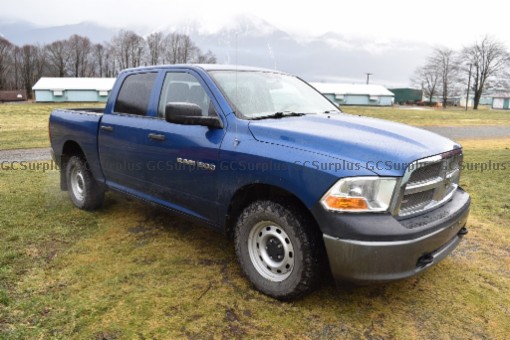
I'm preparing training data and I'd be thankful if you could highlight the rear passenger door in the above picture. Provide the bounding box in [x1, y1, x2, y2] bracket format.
[98, 72, 159, 194]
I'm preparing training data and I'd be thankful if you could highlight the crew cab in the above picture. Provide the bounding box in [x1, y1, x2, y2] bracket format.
[49, 65, 470, 300]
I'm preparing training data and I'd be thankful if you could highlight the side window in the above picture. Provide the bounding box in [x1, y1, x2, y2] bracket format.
[114, 73, 157, 116]
[158, 72, 215, 118]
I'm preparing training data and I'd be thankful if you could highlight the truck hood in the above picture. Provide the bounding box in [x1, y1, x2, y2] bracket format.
[248, 113, 460, 176]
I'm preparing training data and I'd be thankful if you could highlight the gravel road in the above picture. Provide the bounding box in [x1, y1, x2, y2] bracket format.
[0, 147, 52, 162]
[0, 125, 508, 162]
[422, 125, 510, 140]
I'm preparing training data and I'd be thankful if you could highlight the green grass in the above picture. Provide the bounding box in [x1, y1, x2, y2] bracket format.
[1, 141, 509, 338]
[0, 103, 508, 336]
[343, 105, 510, 126]
[0, 103, 104, 150]
[458, 139, 510, 225]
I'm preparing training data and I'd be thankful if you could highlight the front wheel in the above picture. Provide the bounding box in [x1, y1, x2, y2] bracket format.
[66, 156, 104, 210]
[234, 200, 322, 300]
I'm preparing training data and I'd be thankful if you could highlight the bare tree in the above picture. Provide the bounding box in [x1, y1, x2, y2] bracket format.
[103, 44, 118, 77]
[146, 32, 165, 65]
[179, 34, 196, 63]
[68, 35, 92, 77]
[429, 47, 459, 108]
[0, 30, 214, 92]
[110, 30, 146, 70]
[461, 36, 510, 109]
[488, 68, 510, 92]
[91, 43, 107, 77]
[164, 33, 181, 64]
[164, 33, 198, 64]
[11, 47, 22, 90]
[412, 64, 440, 104]
[18, 44, 45, 98]
[0, 37, 13, 90]
[44, 39, 70, 77]
[196, 50, 217, 64]
[161, 32, 216, 64]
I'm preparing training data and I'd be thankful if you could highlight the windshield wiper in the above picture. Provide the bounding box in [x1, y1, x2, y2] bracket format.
[322, 109, 341, 114]
[251, 111, 307, 120]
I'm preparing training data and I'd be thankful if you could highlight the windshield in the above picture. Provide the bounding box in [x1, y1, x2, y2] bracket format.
[209, 70, 340, 119]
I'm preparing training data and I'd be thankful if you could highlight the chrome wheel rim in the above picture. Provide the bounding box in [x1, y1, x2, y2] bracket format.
[70, 166, 85, 202]
[248, 221, 295, 282]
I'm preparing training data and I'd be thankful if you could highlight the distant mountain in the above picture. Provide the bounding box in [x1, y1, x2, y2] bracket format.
[0, 19, 117, 44]
[188, 15, 429, 86]
[190, 15, 301, 67]
[0, 16, 429, 86]
[0, 18, 38, 40]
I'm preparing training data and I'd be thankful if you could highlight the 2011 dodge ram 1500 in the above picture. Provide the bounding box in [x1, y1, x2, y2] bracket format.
[49, 64, 470, 300]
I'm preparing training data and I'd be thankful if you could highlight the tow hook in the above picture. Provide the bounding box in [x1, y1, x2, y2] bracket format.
[417, 254, 434, 268]
[458, 227, 468, 237]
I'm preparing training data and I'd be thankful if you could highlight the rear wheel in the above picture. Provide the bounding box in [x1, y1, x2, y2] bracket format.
[66, 156, 104, 210]
[234, 200, 322, 300]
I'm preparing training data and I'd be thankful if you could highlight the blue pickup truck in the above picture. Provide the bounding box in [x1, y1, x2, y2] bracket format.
[49, 64, 470, 300]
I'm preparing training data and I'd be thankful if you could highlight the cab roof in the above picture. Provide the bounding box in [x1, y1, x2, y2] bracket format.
[122, 64, 287, 74]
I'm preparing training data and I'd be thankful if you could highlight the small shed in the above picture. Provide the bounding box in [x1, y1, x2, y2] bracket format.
[492, 94, 510, 110]
[0, 90, 27, 102]
[310, 82, 394, 106]
[389, 88, 423, 104]
[32, 77, 116, 102]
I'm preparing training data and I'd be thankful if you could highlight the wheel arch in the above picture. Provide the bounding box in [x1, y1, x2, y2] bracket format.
[224, 183, 322, 240]
[59, 140, 86, 191]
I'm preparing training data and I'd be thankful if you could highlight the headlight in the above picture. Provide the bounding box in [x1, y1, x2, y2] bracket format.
[320, 177, 397, 212]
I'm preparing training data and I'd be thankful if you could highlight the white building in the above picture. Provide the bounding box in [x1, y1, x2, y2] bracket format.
[310, 82, 394, 106]
[32, 77, 116, 102]
[492, 94, 510, 110]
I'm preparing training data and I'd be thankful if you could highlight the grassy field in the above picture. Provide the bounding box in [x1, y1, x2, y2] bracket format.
[0, 140, 509, 338]
[0, 103, 509, 150]
[1, 103, 509, 337]
[343, 105, 510, 127]
[0, 103, 104, 150]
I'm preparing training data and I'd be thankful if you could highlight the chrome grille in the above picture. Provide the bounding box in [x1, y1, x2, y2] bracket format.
[395, 150, 463, 218]
[408, 162, 442, 184]
[399, 189, 435, 212]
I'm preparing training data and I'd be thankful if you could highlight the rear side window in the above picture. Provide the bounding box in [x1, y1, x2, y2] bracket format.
[114, 73, 157, 115]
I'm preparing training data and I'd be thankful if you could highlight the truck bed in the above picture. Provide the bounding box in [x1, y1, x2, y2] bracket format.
[49, 108, 105, 183]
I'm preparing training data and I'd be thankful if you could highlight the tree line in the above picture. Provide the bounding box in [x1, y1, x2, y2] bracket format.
[0, 30, 216, 98]
[412, 36, 510, 110]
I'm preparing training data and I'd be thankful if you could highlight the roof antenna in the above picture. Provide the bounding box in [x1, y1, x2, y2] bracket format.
[233, 33, 240, 148]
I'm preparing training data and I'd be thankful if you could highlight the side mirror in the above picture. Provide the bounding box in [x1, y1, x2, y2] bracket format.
[165, 102, 223, 129]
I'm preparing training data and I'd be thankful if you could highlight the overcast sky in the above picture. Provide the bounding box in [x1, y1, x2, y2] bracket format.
[2, 0, 510, 48]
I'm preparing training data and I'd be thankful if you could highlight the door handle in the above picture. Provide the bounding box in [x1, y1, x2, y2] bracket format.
[100, 125, 114, 132]
[148, 133, 166, 141]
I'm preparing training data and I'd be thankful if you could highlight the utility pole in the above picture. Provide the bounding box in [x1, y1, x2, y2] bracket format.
[365, 73, 372, 85]
[465, 63, 472, 111]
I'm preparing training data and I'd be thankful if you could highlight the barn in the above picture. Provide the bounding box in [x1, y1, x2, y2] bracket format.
[310, 82, 394, 106]
[492, 94, 510, 110]
[32, 77, 116, 102]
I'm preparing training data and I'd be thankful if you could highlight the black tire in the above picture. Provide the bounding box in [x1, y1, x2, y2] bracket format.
[66, 155, 104, 210]
[234, 200, 322, 300]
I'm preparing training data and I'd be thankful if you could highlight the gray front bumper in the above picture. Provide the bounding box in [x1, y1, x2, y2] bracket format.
[323, 188, 470, 283]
